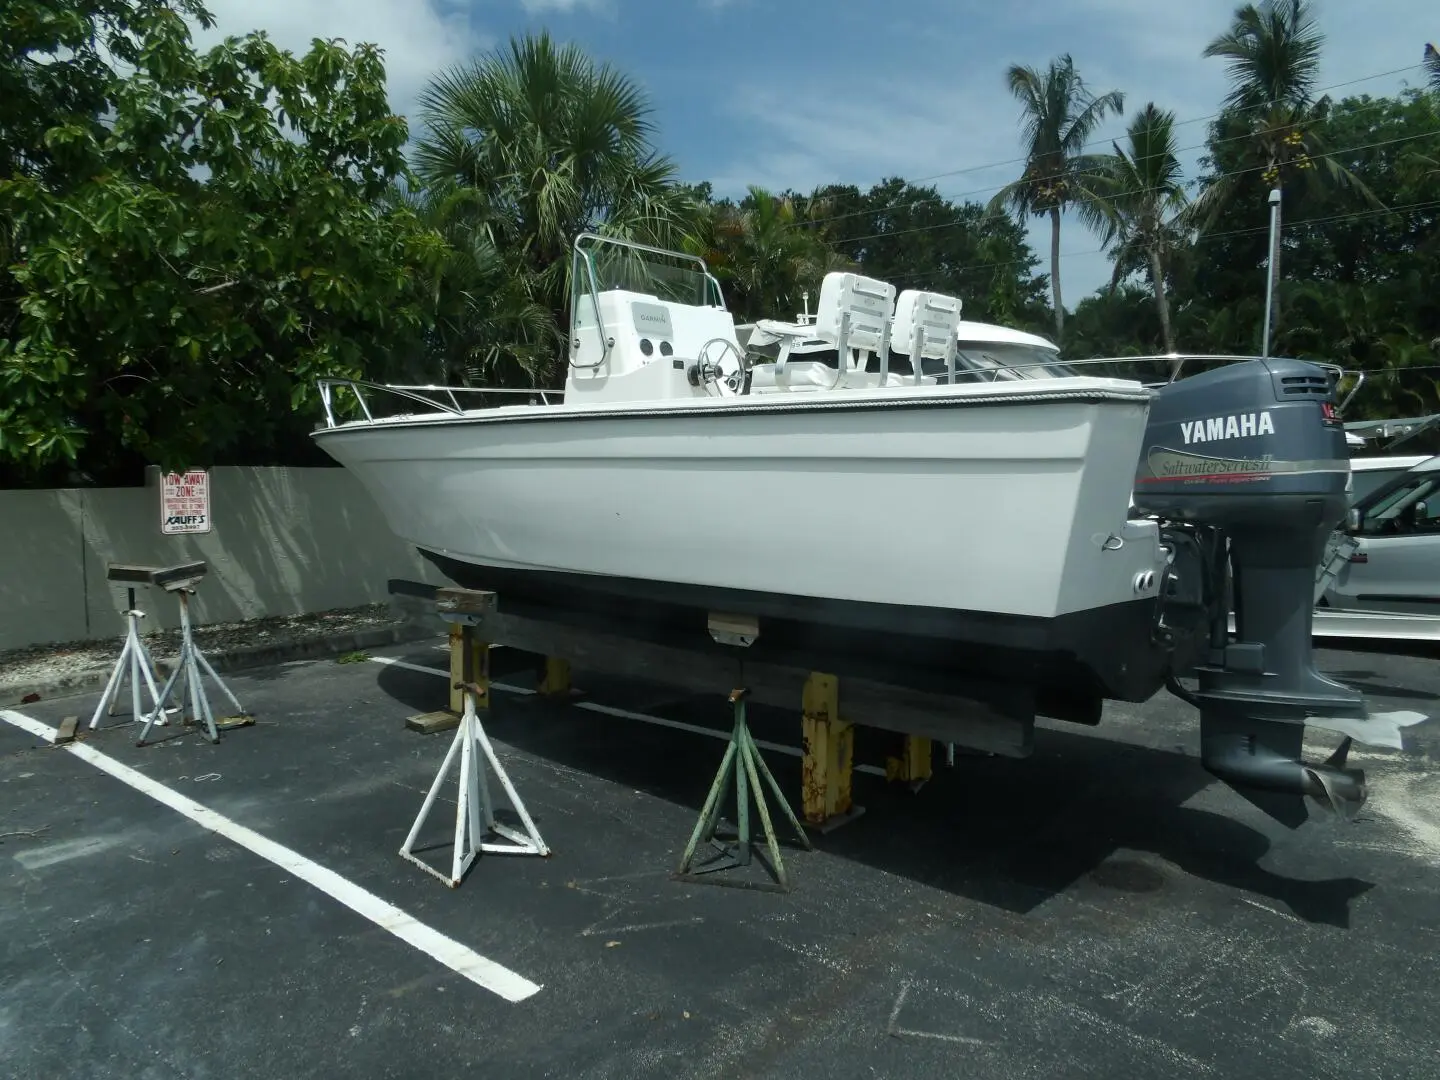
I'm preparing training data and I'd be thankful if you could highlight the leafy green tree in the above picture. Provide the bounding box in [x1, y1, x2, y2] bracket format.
[396, 184, 557, 389]
[1, 0, 441, 485]
[1193, 0, 1382, 350]
[680, 186, 843, 323]
[411, 32, 695, 383]
[988, 54, 1124, 343]
[1064, 283, 1167, 370]
[813, 178, 1049, 332]
[1195, 0, 1364, 204]
[1082, 104, 1189, 353]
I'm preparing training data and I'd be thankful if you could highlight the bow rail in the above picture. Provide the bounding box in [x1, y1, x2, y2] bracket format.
[316, 379, 562, 428]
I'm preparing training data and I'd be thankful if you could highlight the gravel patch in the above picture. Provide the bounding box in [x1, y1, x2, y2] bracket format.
[0, 603, 409, 696]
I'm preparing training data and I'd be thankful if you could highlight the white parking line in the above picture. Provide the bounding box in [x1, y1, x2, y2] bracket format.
[369, 655, 534, 695]
[0, 708, 542, 1003]
[369, 657, 888, 778]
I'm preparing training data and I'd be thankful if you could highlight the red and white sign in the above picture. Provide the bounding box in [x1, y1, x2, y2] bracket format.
[160, 468, 211, 534]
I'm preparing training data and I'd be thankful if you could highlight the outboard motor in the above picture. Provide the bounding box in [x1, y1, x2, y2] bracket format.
[1134, 357, 1367, 826]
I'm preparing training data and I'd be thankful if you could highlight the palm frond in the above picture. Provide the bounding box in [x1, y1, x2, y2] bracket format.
[1203, 0, 1323, 113]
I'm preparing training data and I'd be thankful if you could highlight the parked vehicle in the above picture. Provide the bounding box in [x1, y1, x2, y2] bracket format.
[1322, 455, 1440, 615]
[1346, 454, 1433, 504]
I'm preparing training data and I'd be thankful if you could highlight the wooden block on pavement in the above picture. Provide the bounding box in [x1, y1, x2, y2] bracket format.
[406, 709, 460, 734]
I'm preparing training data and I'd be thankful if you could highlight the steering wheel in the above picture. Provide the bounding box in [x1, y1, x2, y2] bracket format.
[694, 338, 751, 397]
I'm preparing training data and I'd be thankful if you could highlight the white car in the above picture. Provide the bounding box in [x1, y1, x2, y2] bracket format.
[1347, 453, 1432, 504]
[1322, 455, 1440, 614]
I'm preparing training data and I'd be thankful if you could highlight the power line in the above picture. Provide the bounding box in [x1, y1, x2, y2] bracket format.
[821, 126, 1440, 254]
[905, 61, 1428, 186]
[796, 62, 1431, 233]
[874, 196, 1440, 288]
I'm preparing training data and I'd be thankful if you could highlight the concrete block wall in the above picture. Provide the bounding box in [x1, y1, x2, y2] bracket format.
[0, 466, 449, 653]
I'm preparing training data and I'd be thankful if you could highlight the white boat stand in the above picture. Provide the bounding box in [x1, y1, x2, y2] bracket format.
[89, 584, 166, 732]
[125, 562, 248, 747]
[399, 589, 549, 888]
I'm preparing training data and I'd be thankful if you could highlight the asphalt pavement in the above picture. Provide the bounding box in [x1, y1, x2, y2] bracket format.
[1, 636, 1437, 1079]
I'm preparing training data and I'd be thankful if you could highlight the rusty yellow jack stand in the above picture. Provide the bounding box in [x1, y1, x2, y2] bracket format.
[885, 735, 933, 792]
[800, 672, 866, 832]
[537, 656, 574, 699]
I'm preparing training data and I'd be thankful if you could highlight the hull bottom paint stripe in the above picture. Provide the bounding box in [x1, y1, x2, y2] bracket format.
[0, 709, 542, 1003]
[416, 554, 1173, 706]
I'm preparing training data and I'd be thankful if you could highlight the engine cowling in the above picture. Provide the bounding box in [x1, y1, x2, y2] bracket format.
[1134, 356, 1351, 527]
[1137, 358, 1366, 825]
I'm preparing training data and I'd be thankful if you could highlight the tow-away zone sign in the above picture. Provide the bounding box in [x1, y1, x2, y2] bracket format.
[161, 469, 211, 534]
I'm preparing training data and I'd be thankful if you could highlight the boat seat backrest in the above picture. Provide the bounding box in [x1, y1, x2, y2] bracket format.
[891, 289, 963, 382]
[812, 271, 896, 371]
[892, 289, 963, 360]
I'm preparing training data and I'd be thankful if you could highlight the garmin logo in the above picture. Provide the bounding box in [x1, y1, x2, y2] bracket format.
[1180, 410, 1274, 445]
[630, 301, 674, 337]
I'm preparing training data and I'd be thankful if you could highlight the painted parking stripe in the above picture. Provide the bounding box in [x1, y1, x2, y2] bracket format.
[0, 709, 541, 1003]
[369, 657, 889, 778]
[370, 655, 534, 695]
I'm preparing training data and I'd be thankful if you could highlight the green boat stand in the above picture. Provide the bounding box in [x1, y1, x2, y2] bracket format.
[673, 687, 813, 892]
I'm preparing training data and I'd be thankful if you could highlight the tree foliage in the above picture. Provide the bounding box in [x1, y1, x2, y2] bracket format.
[988, 54, 1124, 342]
[410, 31, 694, 386]
[679, 185, 845, 323]
[1081, 104, 1189, 354]
[0, 0, 441, 484]
[5, 4, 1440, 489]
[810, 179, 1049, 330]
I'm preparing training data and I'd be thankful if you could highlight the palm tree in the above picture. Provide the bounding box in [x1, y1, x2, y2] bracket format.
[1197, 0, 1339, 200]
[1197, 0, 1381, 349]
[378, 183, 557, 388]
[411, 32, 694, 382]
[680, 187, 850, 322]
[1426, 43, 1440, 92]
[988, 54, 1124, 343]
[1080, 104, 1189, 354]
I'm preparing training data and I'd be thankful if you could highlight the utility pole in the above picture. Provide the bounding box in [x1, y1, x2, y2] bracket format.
[1261, 186, 1282, 359]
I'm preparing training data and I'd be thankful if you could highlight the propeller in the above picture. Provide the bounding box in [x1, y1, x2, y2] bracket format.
[1199, 713, 1367, 827]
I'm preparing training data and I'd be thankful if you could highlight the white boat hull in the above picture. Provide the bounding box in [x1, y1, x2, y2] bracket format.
[315, 382, 1165, 624]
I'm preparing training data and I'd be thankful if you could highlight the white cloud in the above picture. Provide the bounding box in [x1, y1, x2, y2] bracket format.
[518, 0, 606, 12]
[192, 0, 492, 129]
[707, 0, 1440, 300]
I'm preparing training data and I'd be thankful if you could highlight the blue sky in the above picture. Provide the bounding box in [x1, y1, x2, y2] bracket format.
[195, 0, 1439, 303]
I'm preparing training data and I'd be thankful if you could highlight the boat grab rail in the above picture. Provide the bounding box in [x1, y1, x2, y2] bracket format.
[316, 378, 561, 428]
[573, 231, 714, 277]
[568, 232, 728, 373]
[944, 352, 1364, 413]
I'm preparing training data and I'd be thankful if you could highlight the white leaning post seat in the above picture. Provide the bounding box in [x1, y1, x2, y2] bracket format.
[890, 289, 964, 384]
[812, 271, 897, 386]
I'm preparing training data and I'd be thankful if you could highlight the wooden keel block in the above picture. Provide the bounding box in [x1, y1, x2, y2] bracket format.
[446, 626, 490, 715]
[406, 710, 461, 734]
[433, 588, 497, 616]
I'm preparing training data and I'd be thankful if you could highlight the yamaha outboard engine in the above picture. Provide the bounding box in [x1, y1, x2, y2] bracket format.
[1135, 357, 1367, 826]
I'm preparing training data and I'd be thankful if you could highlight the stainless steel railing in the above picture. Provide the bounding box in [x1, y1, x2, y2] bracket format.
[316, 379, 561, 428]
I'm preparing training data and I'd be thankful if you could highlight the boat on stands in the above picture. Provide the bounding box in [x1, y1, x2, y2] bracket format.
[313, 232, 1422, 826]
